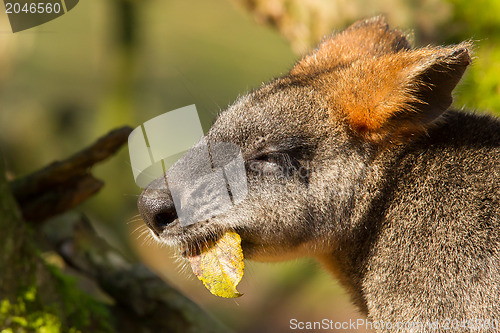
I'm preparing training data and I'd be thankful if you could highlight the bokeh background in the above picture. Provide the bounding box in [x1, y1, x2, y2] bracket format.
[1, 0, 499, 332]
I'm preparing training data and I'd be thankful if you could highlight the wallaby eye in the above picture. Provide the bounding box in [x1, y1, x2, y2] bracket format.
[253, 152, 287, 164]
[247, 151, 294, 175]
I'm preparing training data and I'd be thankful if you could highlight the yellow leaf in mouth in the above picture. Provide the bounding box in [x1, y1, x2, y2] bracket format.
[188, 231, 244, 298]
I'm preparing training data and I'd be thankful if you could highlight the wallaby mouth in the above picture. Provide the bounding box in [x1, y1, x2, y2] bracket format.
[156, 214, 230, 258]
[180, 234, 220, 257]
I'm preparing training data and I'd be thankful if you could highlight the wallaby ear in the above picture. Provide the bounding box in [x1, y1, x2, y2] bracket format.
[340, 16, 412, 55]
[347, 43, 472, 142]
[292, 16, 411, 75]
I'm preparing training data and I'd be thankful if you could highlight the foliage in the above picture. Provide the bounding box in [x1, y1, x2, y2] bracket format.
[448, 0, 500, 39]
[455, 46, 500, 114]
[1, 286, 62, 333]
[446, 0, 500, 115]
[0, 263, 113, 333]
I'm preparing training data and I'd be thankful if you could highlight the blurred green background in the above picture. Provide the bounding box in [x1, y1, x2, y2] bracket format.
[0, 0, 499, 332]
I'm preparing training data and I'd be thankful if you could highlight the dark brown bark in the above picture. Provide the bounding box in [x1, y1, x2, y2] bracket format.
[10, 126, 132, 223]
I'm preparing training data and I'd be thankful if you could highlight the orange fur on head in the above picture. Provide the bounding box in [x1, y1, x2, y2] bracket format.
[291, 17, 471, 143]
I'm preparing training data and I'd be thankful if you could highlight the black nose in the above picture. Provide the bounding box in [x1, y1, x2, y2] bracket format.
[154, 208, 178, 229]
[138, 177, 178, 235]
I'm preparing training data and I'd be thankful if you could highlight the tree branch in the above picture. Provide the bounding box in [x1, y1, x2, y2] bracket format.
[9, 126, 133, 223]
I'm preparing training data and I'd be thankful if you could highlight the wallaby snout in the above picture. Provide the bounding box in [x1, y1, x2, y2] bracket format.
[138, 177, 178, 236]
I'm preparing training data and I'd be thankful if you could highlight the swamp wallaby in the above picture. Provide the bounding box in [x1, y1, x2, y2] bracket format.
[138, 17, 500, 331]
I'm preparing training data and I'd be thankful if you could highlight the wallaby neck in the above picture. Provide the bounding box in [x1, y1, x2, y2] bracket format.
[318, 109, 500, 316]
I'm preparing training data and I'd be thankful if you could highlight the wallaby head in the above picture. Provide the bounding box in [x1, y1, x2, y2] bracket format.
[139, 16, 470, 258]
[138, 16, 500, 322]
